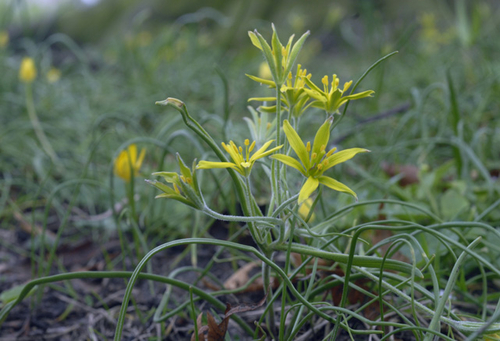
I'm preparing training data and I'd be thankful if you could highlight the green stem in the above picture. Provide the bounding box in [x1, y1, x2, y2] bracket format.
[262, 251, 276, 338]
[25, 84, 58, 164]
[0, 271, 253, 335]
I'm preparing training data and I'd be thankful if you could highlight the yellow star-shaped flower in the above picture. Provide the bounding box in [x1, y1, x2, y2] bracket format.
[271, 119, 369, 204]
[197, 139, 282, 177]
[303, 74, 374, 114]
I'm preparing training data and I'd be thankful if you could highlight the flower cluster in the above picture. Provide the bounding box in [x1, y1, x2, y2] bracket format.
[150, 25, 372, 212]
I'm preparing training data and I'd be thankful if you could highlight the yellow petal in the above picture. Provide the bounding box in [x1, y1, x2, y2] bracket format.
[323, 148, 370, 172]
[246, 74, 276, 88]
[318, 176, 357, 200]
[135, 148, 146, 173]
[197, 160, 239, 171]
[298, 177, 319, 204]
[283, 119, 310, 169]
[311, 118, 332, 163]
[19, 57, 37, 83]
[271, 154, 306, 176]
[250, 139, 274, 160]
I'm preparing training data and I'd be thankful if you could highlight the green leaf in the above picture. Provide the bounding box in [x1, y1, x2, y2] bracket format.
[0, 284, 37, 306]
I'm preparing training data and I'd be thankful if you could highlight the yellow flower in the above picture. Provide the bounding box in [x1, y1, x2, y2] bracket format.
[0, 30, 8, 48]
[272, 119, 369, 204]
[248, 24, 309, 86]
[197, 139, 282, 177]
[19, 57, 37, 84]
[303, 74, 374, 114]
[257, 61, 272, 80]
[114, 144, 146, 182]
[46, 67, 61, 83]
[249, 64, 313, 117]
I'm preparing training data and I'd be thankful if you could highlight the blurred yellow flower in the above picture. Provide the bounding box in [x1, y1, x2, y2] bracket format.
[0, 30, 8, 48]
[258, 61, 272, 80]
[19, 57, 37, 84]
[298, 198, 315, 222]
[46, 67, 61, 83]
[114, 144, 146, 182]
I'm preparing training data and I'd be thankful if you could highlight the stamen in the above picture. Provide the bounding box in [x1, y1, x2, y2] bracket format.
[306, 141, 311, 152]
[173, 183, 180, 194]
[239, 146, 243, 154]
[244, 139, 250, 146]
[320, 144, 326, 152]
[326, 147, 337, 157]
[249, 141, 256, 153]
[322, 75, 329, 87]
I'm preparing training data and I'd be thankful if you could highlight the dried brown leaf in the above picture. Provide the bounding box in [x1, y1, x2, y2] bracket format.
[223, 262, 259, 290]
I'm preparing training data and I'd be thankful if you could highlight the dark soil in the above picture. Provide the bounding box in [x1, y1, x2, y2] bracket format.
[1, 218, 415, 340]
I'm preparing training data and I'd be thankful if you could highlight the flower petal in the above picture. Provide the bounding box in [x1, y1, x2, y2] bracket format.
[298, 177, 319, 204]
[311, 118, 332, 162]
[271, 154, 306, 175]
[152, 171, 180, 185]
[127, 144, 138, 163]
[258, 105, 277, 113]
[136, 148, 146, 171]
[302, 77, 323, 94]
[283, 119, 310, 169]
[250, 139, 274, 160]
[343, 90, 375, 101]
[318, 176, 357, 200]
[253, 145, 283, 160]
[248, 31, 262, 50]
[197, 160, 240, 172]
[245, 74, 276, 88]
[248, 97, 277, 102]
[323, 148, 370, 172]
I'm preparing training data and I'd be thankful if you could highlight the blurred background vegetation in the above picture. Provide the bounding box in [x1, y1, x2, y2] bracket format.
[1, 0, 499, 249]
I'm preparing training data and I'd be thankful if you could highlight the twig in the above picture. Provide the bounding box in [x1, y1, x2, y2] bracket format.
[333, 102, 411, 144]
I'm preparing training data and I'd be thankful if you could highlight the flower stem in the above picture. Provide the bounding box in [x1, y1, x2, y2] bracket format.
[25, 84, 58, 164]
